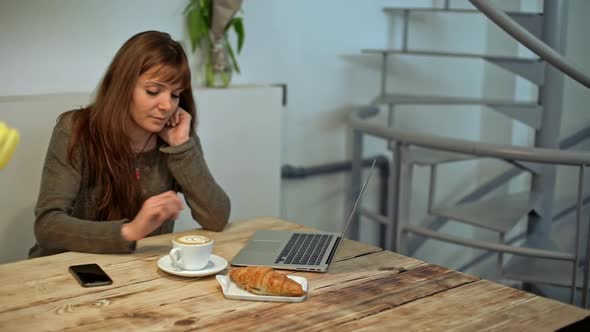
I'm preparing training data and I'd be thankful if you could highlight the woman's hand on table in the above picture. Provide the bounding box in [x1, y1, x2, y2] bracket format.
[121, 191, 184, 241]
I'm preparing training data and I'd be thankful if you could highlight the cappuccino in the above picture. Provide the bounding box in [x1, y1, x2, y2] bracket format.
[173, 235, 212, 245]
[170, 235, 214, 270]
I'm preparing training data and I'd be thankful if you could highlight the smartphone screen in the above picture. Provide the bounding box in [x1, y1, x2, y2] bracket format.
[68, 264, 113, 287]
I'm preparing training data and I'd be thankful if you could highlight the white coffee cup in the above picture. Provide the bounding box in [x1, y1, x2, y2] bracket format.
[169, 235, 214, 270]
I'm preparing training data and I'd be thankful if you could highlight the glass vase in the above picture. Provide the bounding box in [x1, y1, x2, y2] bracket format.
[205, 38, 233, 88]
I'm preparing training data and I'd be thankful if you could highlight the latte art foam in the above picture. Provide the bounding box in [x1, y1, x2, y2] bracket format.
[174, 235, 212, 245]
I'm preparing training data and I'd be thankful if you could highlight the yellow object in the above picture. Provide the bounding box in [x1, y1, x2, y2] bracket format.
[0, 121, 20, 169]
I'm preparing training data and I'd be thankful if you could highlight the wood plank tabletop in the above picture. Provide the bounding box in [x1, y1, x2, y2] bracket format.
[0, 217, 588, 331]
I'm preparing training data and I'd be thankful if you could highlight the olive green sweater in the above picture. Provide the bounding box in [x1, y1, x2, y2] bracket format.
[28, 113, 230, 258]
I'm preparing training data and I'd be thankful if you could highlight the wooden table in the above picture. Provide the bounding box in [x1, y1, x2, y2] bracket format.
[1, 217, 588, 331]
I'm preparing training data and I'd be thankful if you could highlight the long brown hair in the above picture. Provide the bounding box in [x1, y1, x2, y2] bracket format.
[64, 31, 196, 221]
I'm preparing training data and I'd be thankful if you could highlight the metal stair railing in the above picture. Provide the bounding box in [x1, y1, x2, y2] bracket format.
[469, 0, 590, 89]
[362, 2, 550, 259]
[353, 0, 590, 306]
[349, 106, 590, 306]
[468, 0, 590, 305]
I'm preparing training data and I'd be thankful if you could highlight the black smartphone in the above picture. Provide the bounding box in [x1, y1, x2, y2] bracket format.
[68, 264, 113, 287]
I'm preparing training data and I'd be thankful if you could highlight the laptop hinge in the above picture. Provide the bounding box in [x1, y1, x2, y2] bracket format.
[325, 237, 341, 266]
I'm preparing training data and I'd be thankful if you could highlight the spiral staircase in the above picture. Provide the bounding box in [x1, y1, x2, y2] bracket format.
[348, 0, 590, 307]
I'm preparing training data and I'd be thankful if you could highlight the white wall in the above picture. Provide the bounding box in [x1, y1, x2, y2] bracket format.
[0, 0, 187, 95]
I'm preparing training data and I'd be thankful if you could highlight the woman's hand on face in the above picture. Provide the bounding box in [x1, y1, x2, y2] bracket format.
[121, 191, 184, 242]
[158, 107, 191, 147]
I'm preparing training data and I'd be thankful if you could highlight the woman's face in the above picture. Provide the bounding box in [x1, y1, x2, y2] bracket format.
[129, 68, 184, 135]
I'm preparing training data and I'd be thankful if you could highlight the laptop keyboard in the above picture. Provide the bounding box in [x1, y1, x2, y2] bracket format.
[274, 233, 333, 265]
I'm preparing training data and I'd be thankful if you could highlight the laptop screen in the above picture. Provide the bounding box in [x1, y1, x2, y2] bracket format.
[331, 159, 376, 254]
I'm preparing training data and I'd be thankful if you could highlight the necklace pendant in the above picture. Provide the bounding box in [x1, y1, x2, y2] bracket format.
[135, 167, 141, 181]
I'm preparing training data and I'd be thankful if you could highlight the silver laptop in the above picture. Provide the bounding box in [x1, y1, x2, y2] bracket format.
[231, 159, 376, 272]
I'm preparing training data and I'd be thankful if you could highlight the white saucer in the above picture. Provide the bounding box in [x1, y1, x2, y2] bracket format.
[157, 254, 228, 277]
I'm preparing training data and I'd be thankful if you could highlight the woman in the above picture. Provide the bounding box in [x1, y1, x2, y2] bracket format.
[29, 31, 230, 258]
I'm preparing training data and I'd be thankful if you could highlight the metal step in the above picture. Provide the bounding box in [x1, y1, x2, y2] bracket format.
[430, 191, 539, 233]
[372, 93, 542, 128]
[363, 49, 545, 85]
[383, 7, 542, 17]
[503, 240, 582, 288]
[362, 49, 539, 63]
[407, 146, 475, 167]
[454, 194, 590, 274]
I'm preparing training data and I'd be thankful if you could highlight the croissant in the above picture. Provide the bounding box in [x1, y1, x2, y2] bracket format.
[229, 266, 306, 297]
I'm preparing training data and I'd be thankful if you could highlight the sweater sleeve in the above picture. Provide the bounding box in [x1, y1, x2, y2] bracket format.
[33, 119, 136, 254]
[159, 135, 230, 231]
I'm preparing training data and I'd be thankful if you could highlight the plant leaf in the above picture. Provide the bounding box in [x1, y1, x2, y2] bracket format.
[226, 38, 241, 74]
[231, 17, 245, 54]
[183, 0, 198, 14]
[200, 0, 212, 26]
[187, 7, 208, 52]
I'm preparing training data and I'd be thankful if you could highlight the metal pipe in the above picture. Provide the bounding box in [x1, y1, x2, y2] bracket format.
[359, 207, 390, 225]
[497, 233, 505, 279]
[525, 0, 568, 257]
[378, 159, 389, 248]
[572, 166, 584, 305]
[381, 53, 388, 97]
[427, 165, 437, 213]
[349, 130, 363, 241]
[585, 211, 590, 308]
[389, 143, 403, 252]
[585, 210, 590, 308]
[281, 156, 388, 179]
[458, 232, 526, 272]
[387, 104, 395, 129]
[469, 0, 590, 89]
[402, 10, 409, 52]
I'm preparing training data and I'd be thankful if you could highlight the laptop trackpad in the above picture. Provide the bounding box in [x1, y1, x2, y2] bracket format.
[232, 240, 284, 266]
[248, 240, 283, 253]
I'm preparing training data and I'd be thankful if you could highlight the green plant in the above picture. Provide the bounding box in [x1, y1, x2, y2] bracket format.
[184, 0, 245, 87]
